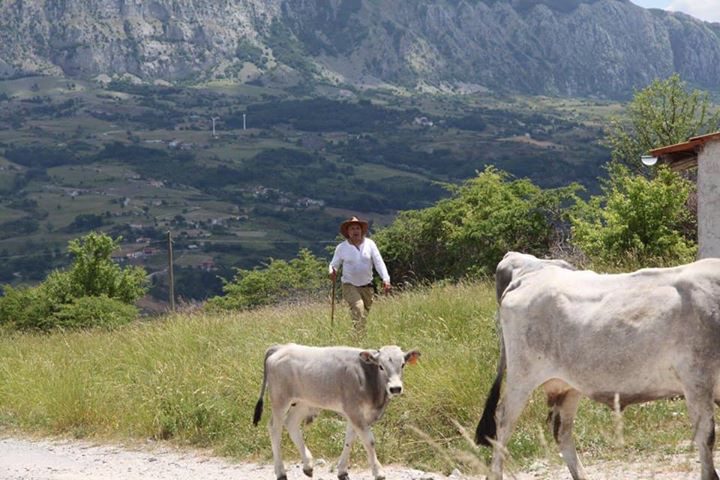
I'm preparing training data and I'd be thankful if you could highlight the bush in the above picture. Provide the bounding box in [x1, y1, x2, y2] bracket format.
[207, 249, 327, 310]
[63, 232, 148, 303]
[374, 166, 580, 283]
[51, 295, 138, 329]
[0, 232, 146, 331]
[0, 284, 56, 331]
[571, 165, 696, 267]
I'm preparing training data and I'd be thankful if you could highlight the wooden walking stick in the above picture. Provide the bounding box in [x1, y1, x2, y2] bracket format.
[330, 276, 336, 328]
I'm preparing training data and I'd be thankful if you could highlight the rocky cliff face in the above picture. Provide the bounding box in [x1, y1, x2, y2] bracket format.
[2, 0, 720, 98]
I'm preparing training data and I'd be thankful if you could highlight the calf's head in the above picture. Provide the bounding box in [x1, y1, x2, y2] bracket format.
[360, 346, 421, 397]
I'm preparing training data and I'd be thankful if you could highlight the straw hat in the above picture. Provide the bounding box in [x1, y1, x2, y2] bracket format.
[340, 216, 369, 238]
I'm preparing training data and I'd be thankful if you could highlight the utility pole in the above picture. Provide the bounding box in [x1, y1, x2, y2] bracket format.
[167, 231, 175, 311]
[242, 113, 246, 131]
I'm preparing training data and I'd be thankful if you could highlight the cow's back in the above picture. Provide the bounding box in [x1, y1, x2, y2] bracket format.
[495, 252, 575, 303]
[499, 259, 720, 402]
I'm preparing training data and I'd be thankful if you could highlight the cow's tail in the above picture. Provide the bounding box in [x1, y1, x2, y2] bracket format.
[475, 313, 506, 446]
[253, 345, 279, 426]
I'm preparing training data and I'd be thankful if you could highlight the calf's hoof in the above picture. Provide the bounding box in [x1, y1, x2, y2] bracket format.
[303, 466, 313, 477]
[375, 476, 386, 480]
[337, 473, 349, 480]
[277, 476, 287, 480]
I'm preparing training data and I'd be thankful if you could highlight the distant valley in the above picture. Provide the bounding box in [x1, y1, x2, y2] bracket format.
[0, 76, 611, 303]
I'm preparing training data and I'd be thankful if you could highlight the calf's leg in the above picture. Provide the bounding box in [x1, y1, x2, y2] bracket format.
[354, 422, 384, 480]
[269, 408, 287, 480]
[285, 404, 315, 477]
[336, 422, 357, 480]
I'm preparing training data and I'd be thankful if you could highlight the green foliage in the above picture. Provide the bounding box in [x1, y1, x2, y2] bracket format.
[0, 232, 147, 331]
[0, 284, 57, 331]
[63, 232, 147, 303]
[51, 296, 138, 329]
[608, 74, 720, 172]
[206, 248, 327, 311]
[374, 166, 581, 283]
[571, 165, 696, 267]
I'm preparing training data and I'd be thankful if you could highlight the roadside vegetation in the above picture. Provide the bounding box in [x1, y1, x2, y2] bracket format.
[0, 282, 697, 474]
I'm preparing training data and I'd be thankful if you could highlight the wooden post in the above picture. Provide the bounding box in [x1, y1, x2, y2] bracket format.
[330, 277, 336, 328]
[167, 231, 175, 311]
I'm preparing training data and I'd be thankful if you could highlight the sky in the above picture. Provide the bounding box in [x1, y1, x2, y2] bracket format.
[630, 0, 720, 23]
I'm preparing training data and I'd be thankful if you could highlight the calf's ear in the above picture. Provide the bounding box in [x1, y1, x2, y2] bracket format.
[405, 349, 421, 365]
[359, 350, 380, 365]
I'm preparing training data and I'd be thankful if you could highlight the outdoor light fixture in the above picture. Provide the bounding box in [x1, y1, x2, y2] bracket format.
[640, 155, 658, 166]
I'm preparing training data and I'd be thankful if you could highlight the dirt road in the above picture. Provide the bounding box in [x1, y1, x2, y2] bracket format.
[0, 436, 707, 480]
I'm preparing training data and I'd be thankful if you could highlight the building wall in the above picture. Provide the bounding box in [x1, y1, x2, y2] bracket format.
[698, 140, 720, 258]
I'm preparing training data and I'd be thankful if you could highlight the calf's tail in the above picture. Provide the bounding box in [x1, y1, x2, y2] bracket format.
[253, 345, 279, 426]
[475, 315, 506, 446]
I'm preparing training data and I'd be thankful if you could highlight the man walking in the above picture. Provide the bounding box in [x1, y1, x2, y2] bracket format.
[329, 216, 391, 331]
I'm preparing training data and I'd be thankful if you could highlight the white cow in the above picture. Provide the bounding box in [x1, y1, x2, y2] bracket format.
[253, 343, 420, 480]
[476, 255, 720, 480]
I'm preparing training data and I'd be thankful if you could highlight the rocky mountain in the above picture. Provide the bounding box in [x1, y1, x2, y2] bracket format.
[2, 0, 720, 99]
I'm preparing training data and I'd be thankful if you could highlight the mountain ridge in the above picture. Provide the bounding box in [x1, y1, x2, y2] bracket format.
[2, 0, 720, 99]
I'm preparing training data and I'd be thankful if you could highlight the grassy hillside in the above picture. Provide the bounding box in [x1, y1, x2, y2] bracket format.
[0, 282, 697, 474]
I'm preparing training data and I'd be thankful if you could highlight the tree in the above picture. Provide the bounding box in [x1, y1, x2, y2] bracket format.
[571, 165, 696, 267]
[0, 232, 147, 331]
[374, 166, 580, 283]
[608, 74, 720, 173]
[61, 232, 147, 302]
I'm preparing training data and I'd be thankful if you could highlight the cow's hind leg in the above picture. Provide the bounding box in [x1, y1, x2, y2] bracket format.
[491, 381, 536, 479]
[285, 404, 315, 477]
[269, 406, 287, 480]
[336, 422, 357, 480]
[546, 387, 588, 480]
[685, 389, 719, 480]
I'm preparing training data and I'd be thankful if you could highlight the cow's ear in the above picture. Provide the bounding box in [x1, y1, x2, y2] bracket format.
[359, 350, 379, 365]
[405, 350, 421, 365]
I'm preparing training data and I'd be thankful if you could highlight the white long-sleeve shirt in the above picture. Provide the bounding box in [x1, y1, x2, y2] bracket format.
[328, 238, 390, 287]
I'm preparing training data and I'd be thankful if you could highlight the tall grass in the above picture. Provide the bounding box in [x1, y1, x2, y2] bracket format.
[0, 281, 698, 473]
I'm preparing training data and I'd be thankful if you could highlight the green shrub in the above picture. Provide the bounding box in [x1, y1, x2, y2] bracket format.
[206, 248, 327, 310]
[571, 165, 696, 267]
[63, 232, 147, 303]
[51, 295, 138, 329]
[0, 232, 146, 331]
[374, 166, 580, 283]
[0, 284, 56, 331]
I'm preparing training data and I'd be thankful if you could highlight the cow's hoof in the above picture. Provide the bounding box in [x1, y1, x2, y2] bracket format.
[337, 473, 349, 480]
[277, 476, 287, 480]
[303, 466, 313, 477]
[375, 476, 386, 480]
